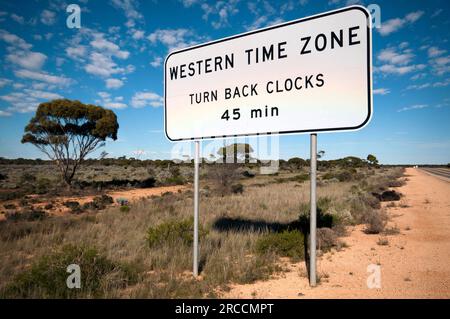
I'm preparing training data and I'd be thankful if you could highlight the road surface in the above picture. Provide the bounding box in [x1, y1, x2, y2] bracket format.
[420, 167, 450, 182]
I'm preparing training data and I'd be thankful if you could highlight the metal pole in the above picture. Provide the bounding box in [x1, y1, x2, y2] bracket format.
[310, 133, 317, 286]
[193, 140, 200, 277]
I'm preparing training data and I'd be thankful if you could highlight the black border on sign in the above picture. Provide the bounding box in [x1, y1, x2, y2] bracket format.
[164, 5, 372, 141]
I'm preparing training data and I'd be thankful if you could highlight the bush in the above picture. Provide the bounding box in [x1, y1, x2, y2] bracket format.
[0, 172, 7, 181]
[364, 210, 387, 234]
[242, 170, 255, 178]
[256, 230, 304, 260]
[298, 197, 334, 232]
[83, 195, 114, 210]
[317, 228, 338, 251]
[5, 209, 47, 222]
[146, 217, 207, 248]
[120, 205, 130, 213]
[35, 177, 52, 194]
[163, 176, 185, 186]
[0, 245, 139, 298]
[63, 201, 82, 214]
[231, 183, 244, 194]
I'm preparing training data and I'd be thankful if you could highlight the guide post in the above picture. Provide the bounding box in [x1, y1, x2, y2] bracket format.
[193, 140, 200, 277]
[310, 134, 317, 286]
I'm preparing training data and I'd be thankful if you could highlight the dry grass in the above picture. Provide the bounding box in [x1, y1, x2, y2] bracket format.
[0, 166, 404, 298]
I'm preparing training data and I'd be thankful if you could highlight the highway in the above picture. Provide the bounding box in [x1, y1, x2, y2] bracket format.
[420, 167, 450, 181]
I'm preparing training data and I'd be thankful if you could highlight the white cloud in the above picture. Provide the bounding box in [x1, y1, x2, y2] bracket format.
[0, 110, 12, 117]
[407, 78, 450, 90]
[428, 46, 446, 58]
[6, 51, 47, 70]
[150, 56, 163, 68]
[405, 11, 424, 23]
[147, 28, 206, 52]
[376, 43, 425, 76]
[378, 11, 424, 36]
[90, 34, 130, 59]
[14, 69, 72, 86]
[105, 78, 124, 89]
[40, 10, 56, 26]
[11, 14, 25, 24]
[431, 9, 443, 18]
[66, 45, 88, 60]
[398, 104, 429, 112]
[0, 29, 32, 50]
[85, 52, 126, 77]
[378, 47, 413, 65]
[132, 30, 145, 40]
[23, 89, 63, 100]
[131, 91, 163, 108]
[0, 89, 63, 114]
[96, 91, 127, 109]
[373, 88, 390, 95]
[0, 78, 12, 88]
[430, 55, 450, 75]
[110, 0, 143, 28]
[376, 64, 425, 75]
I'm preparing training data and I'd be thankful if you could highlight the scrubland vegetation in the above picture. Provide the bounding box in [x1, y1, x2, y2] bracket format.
[0, 155, 405, 298]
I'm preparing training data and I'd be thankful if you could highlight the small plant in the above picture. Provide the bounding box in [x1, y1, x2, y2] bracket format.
[146, 217, 207, 248]
[377, 237, 389, 246]
[5, 209, 47, 222]
[63, 201, 82, 214]
[0, 244, 139, 298]
[231, 183, 244, 194]
[364, 210, 387, 234]
[120, 205, 130, 213]
[256, 230, 304, 261]
[317, 228, 338, 252]
[384, 226, 400, 235]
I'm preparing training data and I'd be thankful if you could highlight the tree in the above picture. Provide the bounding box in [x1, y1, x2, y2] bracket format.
[217, 143, 254, 163]
[22, 99, 119, 186]
[287, 157, 306, 169]
[367, 154, 379, 167]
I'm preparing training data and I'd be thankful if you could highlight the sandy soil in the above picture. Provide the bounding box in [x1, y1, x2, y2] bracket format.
[223, 168, 450, 298]
[0, 185, 187, 219]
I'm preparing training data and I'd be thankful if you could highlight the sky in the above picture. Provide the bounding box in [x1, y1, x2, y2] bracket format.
[0, 0, 449, 164]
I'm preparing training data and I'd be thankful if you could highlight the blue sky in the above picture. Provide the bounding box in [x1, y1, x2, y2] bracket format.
[0, 0, 449, 164]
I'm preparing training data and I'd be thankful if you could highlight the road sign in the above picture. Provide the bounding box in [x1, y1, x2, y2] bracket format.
[164, 5, 372, 141]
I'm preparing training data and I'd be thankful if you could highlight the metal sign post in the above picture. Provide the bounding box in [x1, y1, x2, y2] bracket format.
[310, 133, 317, 286]
[193, 140, 200, 277]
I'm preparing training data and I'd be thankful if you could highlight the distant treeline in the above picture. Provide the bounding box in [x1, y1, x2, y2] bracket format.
[0, 156, 445, 168]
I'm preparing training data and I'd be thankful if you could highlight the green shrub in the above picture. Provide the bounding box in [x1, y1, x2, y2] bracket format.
[1, 244, 139, 298]
[146, 217, 207, 248]
[35, 177, 52, 194]
[163, 176, 185, 185]
[256, 230, 304, 260]
[83, 195, 114, 211]
[120, 205, 130, 213]
[298, 197, 334, 232]
[63, 201, 82, 214]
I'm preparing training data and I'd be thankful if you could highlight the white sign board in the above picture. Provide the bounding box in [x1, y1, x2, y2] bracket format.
[164, 5, 372, 141]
